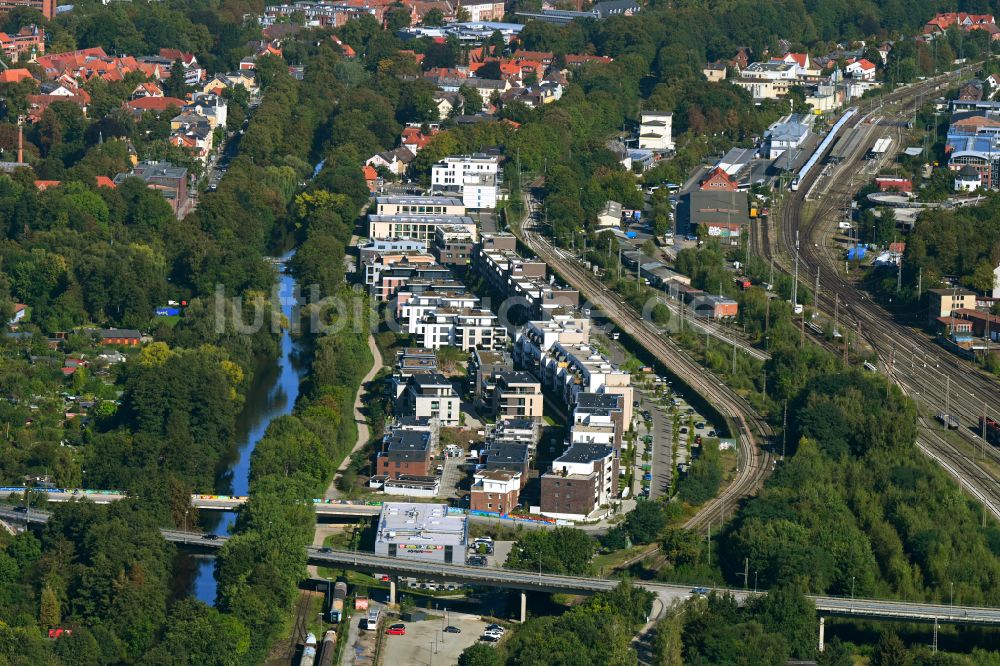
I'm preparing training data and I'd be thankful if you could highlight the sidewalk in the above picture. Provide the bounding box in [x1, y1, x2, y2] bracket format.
[324, 332, 384, 500]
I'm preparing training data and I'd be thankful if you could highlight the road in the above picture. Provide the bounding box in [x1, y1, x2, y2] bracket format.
[514, 189, 775, 534]
[765, 64, 1000, 520]
[7, 505, 1000, 625]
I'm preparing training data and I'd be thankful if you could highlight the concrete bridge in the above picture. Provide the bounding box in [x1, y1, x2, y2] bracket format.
[4, 504, 1000, 633]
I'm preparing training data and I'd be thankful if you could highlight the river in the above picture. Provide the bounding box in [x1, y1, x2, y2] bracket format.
[183, 256, 306, 604]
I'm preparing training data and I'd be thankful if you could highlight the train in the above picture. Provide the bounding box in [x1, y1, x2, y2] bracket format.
[317, 630, 337, 666]
[790, 107, 858, 191]
[300, 633, 318, 666]
[328, 581, 347, 623]
[981, 416, 1000, 446]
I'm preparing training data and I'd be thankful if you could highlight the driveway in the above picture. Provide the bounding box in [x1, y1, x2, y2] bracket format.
[340, 601, 383, 666]
[437, 456, 466, 500]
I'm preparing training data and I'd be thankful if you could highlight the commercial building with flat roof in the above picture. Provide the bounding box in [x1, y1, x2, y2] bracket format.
[374, 502, 468, 563]
[375, 195, 466, 216]
[368, 214, 478, 245]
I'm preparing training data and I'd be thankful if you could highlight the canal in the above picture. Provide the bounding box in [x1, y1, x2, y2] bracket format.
[180, 255, 307, 604]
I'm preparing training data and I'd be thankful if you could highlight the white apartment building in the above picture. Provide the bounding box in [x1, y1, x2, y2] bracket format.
[538, 342, 634, 413]
[400, 292, 480, 329]
[412, 308, 508, 351]
[513, 316, 592, 370]
[638, 111, 673, 152]
[431, 155, 500, 209]
[403, 373, 461, 425]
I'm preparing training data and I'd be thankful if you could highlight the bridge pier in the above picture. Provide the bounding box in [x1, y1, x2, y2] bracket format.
[818, 616, 825, 653]
[389, 576, 397, 606]
[519, 591, 527, 623]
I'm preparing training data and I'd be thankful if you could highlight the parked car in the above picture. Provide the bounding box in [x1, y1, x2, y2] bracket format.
[467, 555, 488, 567]
[708, 430, 717, 437]
[481, 634, 501, 642]
[485, 624, 505, 634]
[445, 626, 461, 634]
[386, 624, 406, 635]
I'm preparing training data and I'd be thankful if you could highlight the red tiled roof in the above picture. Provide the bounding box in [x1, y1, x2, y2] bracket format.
[125, 96, 186, 112]
[363, 164, 379, 180]
[0, 68, 35, 84]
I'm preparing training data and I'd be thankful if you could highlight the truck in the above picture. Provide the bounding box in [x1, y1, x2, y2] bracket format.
[329, 581, 348, 623]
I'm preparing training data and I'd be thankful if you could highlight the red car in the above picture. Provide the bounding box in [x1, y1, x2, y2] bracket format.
[386, 624, 406, 635]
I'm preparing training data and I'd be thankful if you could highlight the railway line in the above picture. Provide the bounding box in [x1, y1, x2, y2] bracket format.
[765, 65, 1000, 515]
[514, 192, 774, 534]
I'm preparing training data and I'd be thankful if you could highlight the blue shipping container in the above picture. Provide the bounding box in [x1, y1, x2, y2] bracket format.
[156, 307, 181, 316]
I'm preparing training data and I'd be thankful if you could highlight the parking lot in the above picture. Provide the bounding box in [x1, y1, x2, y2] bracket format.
[379, 612, 492, 666]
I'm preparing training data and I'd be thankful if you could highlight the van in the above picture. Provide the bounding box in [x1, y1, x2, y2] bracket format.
[838, 221, 853, 230]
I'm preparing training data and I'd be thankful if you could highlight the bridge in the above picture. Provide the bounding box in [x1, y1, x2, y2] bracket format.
[4, 505, 1000, 632]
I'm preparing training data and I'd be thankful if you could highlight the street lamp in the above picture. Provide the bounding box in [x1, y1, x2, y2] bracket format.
[851, 576, 856, 612]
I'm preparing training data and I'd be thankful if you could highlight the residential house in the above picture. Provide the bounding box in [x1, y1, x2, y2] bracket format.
[363, 164, 381, 192]
[0, 0, 55, 21]
[400, 125, 439, 154]
[702, 62, 727, 82]
[366, 146, 415, 176]
[98, 328, 141, 346]
[432, 91, 463, 119]
[845, 58, 877, 81]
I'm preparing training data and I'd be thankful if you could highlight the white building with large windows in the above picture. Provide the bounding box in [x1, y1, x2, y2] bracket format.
[431, 154, 500, 209]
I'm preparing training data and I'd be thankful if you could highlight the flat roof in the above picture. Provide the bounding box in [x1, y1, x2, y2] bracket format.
[376, 195, 465, 207]
[370, 214, 477, 225]
[383, 429, 432, 453]
[575, 392, 623, 410]
[375, 502, 467, 547]
[486, 443, 529, 465]
[556, 442, 613, 464]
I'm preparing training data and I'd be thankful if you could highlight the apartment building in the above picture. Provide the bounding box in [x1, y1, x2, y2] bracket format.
[475, 234, 580, 318]
[400, 291, 480, 330]
[400, 373, 461, 425]
[483, 443, 531, 486]
[470, 349, 514, 405]
[470, 469, 522, 514]
[431, 154, 500, 209]
[536, 342, 634, 414]
[540, 443, 617, 521]
[371, 263, 452, 302]
[376, 428, 433, 479]
[492, 371, 543, 421]
[513, 316, 591, 371]
[411, 307, 508, 351]
[434, 225, 476, 269]
[573, 392, 628, 451]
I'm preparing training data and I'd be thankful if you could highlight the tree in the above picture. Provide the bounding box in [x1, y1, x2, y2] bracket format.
[625, 500, 668, 544]
[871, 632, 911, 666]
[422, 8, 445, 25]
[459, 85, 483, 115]
[477, 60, 503, 80]
[39, 584, 61, 629]
[458, 643, 503, 666]
[164, 60, 191, 99]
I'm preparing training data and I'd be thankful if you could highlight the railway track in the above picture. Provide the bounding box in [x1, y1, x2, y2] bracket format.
[514, 193, 774, 536]
[766, 65, 1000, 514]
